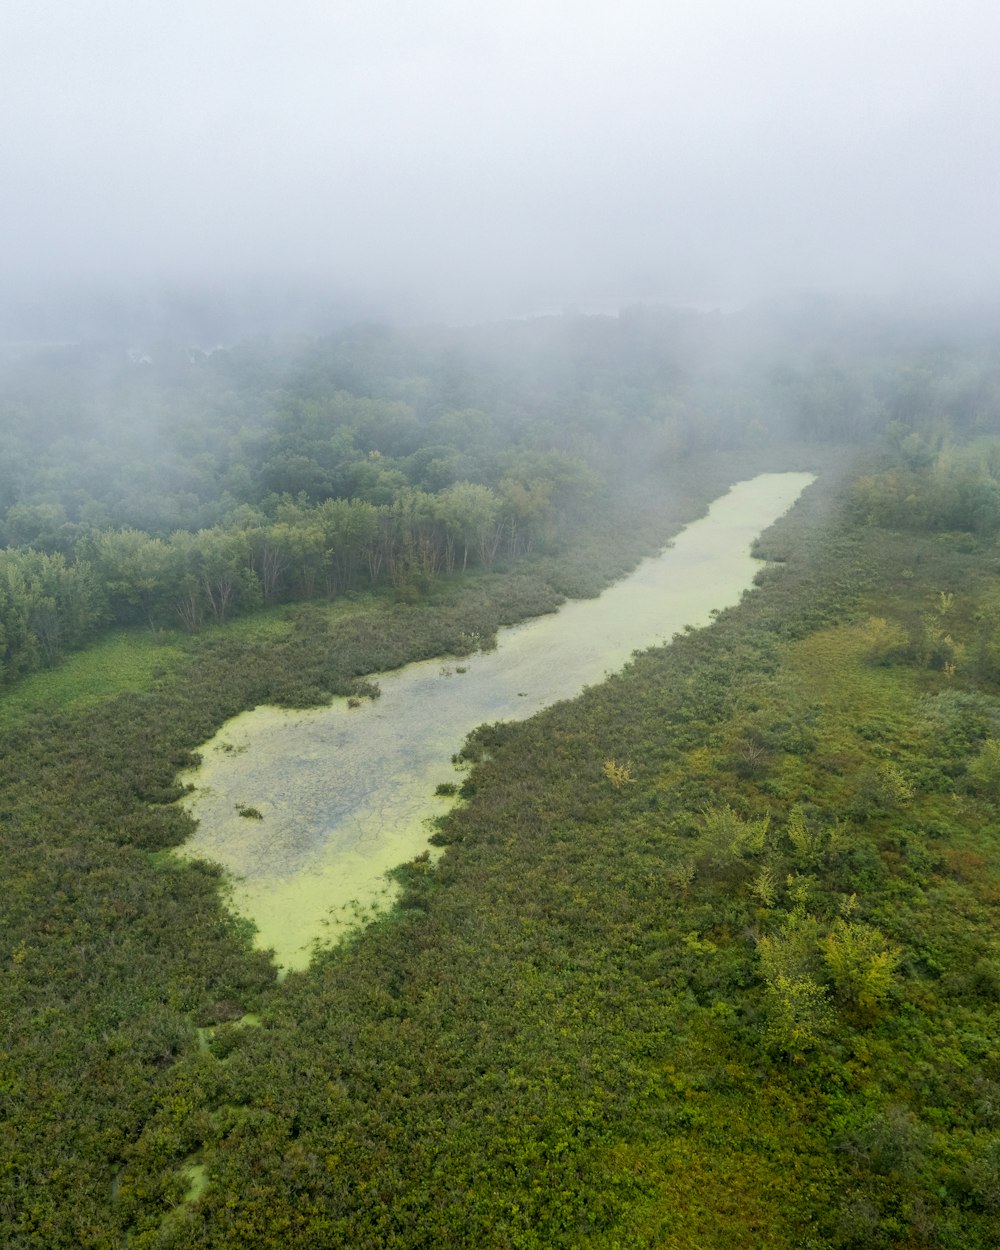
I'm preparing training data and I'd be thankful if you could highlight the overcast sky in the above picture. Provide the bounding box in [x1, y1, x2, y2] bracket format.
[3, 1, 1000, 321]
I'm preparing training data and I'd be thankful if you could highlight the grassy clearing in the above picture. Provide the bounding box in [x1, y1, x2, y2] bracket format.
[0, 597, 383, 730]
[0, 628, 187, 728]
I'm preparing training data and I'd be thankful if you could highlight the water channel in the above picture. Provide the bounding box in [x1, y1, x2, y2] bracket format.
[176, 471, 815, 969]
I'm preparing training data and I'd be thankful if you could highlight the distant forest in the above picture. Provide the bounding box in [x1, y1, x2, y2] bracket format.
[4, 303, 1000, 685]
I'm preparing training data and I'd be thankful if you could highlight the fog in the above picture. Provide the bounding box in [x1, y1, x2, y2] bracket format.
[3, 1, 1000, 334]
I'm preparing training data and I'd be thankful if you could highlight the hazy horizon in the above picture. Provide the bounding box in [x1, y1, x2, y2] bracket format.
[4, 2, 1000, 335]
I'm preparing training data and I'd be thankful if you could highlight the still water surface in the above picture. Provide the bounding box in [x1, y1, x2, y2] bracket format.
[177, 472, 814, 969]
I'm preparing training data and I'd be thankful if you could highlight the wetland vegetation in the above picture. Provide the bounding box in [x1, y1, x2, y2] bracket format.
[176, 472, 814, 969]
[2, 306, 999, 1247]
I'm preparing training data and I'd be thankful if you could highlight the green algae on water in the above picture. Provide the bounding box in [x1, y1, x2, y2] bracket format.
[177, 472, 815, 969]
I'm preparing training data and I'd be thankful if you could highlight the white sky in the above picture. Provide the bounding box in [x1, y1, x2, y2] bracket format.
[3, 1, 1000, 316]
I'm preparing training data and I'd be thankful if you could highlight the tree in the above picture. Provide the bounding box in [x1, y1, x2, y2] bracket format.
[316, 498, 380, 594]
[699, 804, 769, 868]
[434, 481, 500, 573]
[192, 528, 256, 624]
[822, 918, 901, 1020]
[86, 528, 173, 627]
[0, 548, 104, 672]
[0, 551, 39, 678]
[757, 913, 831, 1055]
[968, 738, 1000, 795]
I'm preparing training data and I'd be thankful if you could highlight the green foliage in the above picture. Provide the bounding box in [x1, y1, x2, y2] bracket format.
[2, 334, 1000, 1248]
[664, 856, 697, 893]
[748, 863, 778, 907]
[852, 760, 915, 816]
[822, 919, 902, 1018]
[698, 803, 770, 867]
[757, 911, 824, 983]
[858, 614, 909, 665]
[852, 438, 1000, 536]
[967, 738, 1000, 795]
[0, 627, 185, 729]
[785, 804, 846, 868]
[602, 758, 635, 789]
[756, 913, 831, 1055]
[761, 971, 832, 1056]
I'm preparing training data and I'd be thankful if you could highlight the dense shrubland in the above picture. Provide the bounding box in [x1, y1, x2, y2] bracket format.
[1, 311, 1000, 1246]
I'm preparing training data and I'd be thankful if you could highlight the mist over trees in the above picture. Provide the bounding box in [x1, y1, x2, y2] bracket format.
[3, 301, 1000, 686]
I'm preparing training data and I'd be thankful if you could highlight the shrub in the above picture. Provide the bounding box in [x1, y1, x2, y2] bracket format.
[822, 919, 901, 1019]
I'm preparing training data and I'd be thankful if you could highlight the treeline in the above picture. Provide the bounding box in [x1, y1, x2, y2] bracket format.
[5, 303, 1000, 541]
[0, 462, 595, 684]
[4, 305, 1000, 687]
[0, 318, 713, 540]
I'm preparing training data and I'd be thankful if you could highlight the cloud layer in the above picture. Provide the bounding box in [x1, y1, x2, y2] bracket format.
[3, 2, 999, 318]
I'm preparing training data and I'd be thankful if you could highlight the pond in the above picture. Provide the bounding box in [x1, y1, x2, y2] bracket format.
[176, 471, 814, 969]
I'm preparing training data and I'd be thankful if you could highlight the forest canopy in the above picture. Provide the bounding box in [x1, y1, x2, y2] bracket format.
[4, 303, 1000, 685]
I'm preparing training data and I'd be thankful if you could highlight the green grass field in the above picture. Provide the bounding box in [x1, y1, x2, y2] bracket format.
[0, 597, 386, 729]
[0, 628, 188, 728]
